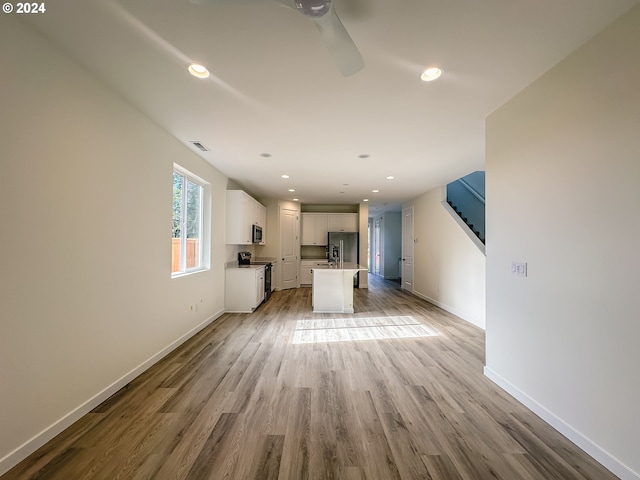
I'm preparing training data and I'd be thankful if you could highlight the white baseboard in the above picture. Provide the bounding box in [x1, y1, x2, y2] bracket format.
[0, 309, 225, 477]
[412, 290, 486, 330]
[484, 367, 639, 480]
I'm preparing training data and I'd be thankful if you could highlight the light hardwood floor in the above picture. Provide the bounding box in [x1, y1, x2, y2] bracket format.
[3, 275, 617, 479]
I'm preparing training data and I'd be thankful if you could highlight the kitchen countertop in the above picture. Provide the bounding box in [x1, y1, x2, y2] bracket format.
[226, 257, 276, 269]
[313, 263, 367, 271]
[226, 263, 266, 269]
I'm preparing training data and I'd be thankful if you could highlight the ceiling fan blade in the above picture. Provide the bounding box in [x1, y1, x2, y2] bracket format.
[192, 0, 363, 76]
[312, 3, 364, 77]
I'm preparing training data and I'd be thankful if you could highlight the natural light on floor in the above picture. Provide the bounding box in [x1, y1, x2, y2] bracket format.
[292, 316, 439, 344]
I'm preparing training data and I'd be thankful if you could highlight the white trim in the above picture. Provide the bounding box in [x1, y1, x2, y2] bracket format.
[170, 268, 208, 279]
[412, 290, 485, 329]
[0, 309, 225, 477]
[401, 205, 414, 294]
[484, 367, 640, 480]
[172, 162, 207, 185]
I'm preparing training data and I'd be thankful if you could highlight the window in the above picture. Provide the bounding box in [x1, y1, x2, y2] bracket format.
[172, 165, 209, 276]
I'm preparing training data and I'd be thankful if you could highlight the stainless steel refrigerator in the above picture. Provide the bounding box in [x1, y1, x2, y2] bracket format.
[328, 232, 359, 286]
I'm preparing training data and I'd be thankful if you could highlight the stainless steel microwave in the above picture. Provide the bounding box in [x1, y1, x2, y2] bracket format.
[252, 224, 263, 244]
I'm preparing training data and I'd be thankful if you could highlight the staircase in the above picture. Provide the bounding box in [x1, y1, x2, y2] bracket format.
[446, 171, 485, 245]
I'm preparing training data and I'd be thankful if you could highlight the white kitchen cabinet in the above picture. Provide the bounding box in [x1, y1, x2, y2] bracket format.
[256, 202, 266, 230]
[300, 260, 329, 285]
[226, 266, 265, 312]
[327, 213, 358, 232]
[301, 213, 328, 245]
[300, 261, 313, 285]
[226, 190, 267, 245]
[255, 268, 265, 305]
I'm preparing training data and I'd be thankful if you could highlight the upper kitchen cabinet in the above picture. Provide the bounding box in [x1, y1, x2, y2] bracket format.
[301, 213, 328, 245]
[226, 190, 267, 245]
[327, 213, 358, 232]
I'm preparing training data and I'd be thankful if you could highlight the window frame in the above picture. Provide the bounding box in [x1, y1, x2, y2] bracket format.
[172, 164, 211, 278]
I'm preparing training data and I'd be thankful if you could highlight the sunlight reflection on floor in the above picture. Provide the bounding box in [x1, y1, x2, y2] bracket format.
[292, 315, 438, 344]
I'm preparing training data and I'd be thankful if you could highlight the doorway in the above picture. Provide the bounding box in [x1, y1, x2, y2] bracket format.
[279, 205, 299, 289]
[401, 206, 414, 292]
[373, 217, 381, 276]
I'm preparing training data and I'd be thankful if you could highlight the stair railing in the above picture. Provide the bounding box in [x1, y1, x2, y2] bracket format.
[445, 171, 486, 251]
[458, 177, 485, 205]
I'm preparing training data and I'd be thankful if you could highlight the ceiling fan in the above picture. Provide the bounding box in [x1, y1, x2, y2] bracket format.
[191, 0, 365, 77]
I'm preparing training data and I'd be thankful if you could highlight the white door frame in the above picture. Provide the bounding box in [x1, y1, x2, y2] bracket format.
[401, 206, 414, 293]
[279, 205, 299, 290]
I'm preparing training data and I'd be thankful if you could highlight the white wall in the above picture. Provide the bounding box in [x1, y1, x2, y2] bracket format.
[485, 5, 640, 479]
[406, 187, 486, 328]
[0, 20, 228, 474]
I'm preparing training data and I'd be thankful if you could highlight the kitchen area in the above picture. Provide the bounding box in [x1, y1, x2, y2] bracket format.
[299, 212, 359, 285]
[224, 190, 275, 313]
[300, 211, 367, 313]
[224, 190, 369, 313]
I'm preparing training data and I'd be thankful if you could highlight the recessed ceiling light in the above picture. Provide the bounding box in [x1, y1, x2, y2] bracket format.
[288, 189, 295, 192]
[386, 176, 395, 180]
[187, 63, 210, 79]
[260, 153, 272, 158]
[421, 66, 443, 82]
[358, 154, 370, 159]
[363, 199, 369, 202]
[281, 174, 290, 179]
[293, 198, 299, 201]
[372, 189, 380, 193]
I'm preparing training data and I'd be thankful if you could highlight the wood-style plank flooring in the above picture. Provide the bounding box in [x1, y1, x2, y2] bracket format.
[3, 275, 617, 479]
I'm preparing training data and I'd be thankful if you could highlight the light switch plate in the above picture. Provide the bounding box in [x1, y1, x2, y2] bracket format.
[512, 261, 527, 277]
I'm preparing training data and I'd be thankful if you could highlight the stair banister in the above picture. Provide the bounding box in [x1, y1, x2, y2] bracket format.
[458, 178, 485, 204]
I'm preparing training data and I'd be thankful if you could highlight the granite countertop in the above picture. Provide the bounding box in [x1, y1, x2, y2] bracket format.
[226, 257, 277, 269]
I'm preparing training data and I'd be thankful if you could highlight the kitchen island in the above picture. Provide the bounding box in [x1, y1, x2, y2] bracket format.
[312, 263, 368, 313]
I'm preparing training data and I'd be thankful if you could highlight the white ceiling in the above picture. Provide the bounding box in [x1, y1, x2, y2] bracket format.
[23, 0, 638, 213]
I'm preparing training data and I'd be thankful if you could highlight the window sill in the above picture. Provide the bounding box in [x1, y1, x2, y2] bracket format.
[171, 268, 209, 279]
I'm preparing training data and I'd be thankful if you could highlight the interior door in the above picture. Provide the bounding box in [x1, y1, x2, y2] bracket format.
[280, 206, 299, 289]
[373, 218, 381, 276]
[402, 206, 414, 293]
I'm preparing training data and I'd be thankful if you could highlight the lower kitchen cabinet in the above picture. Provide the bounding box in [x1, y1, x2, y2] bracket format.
[300, 261, 313, 285]
[300, 260, 329, 285]
[226, 266, 265, 312]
